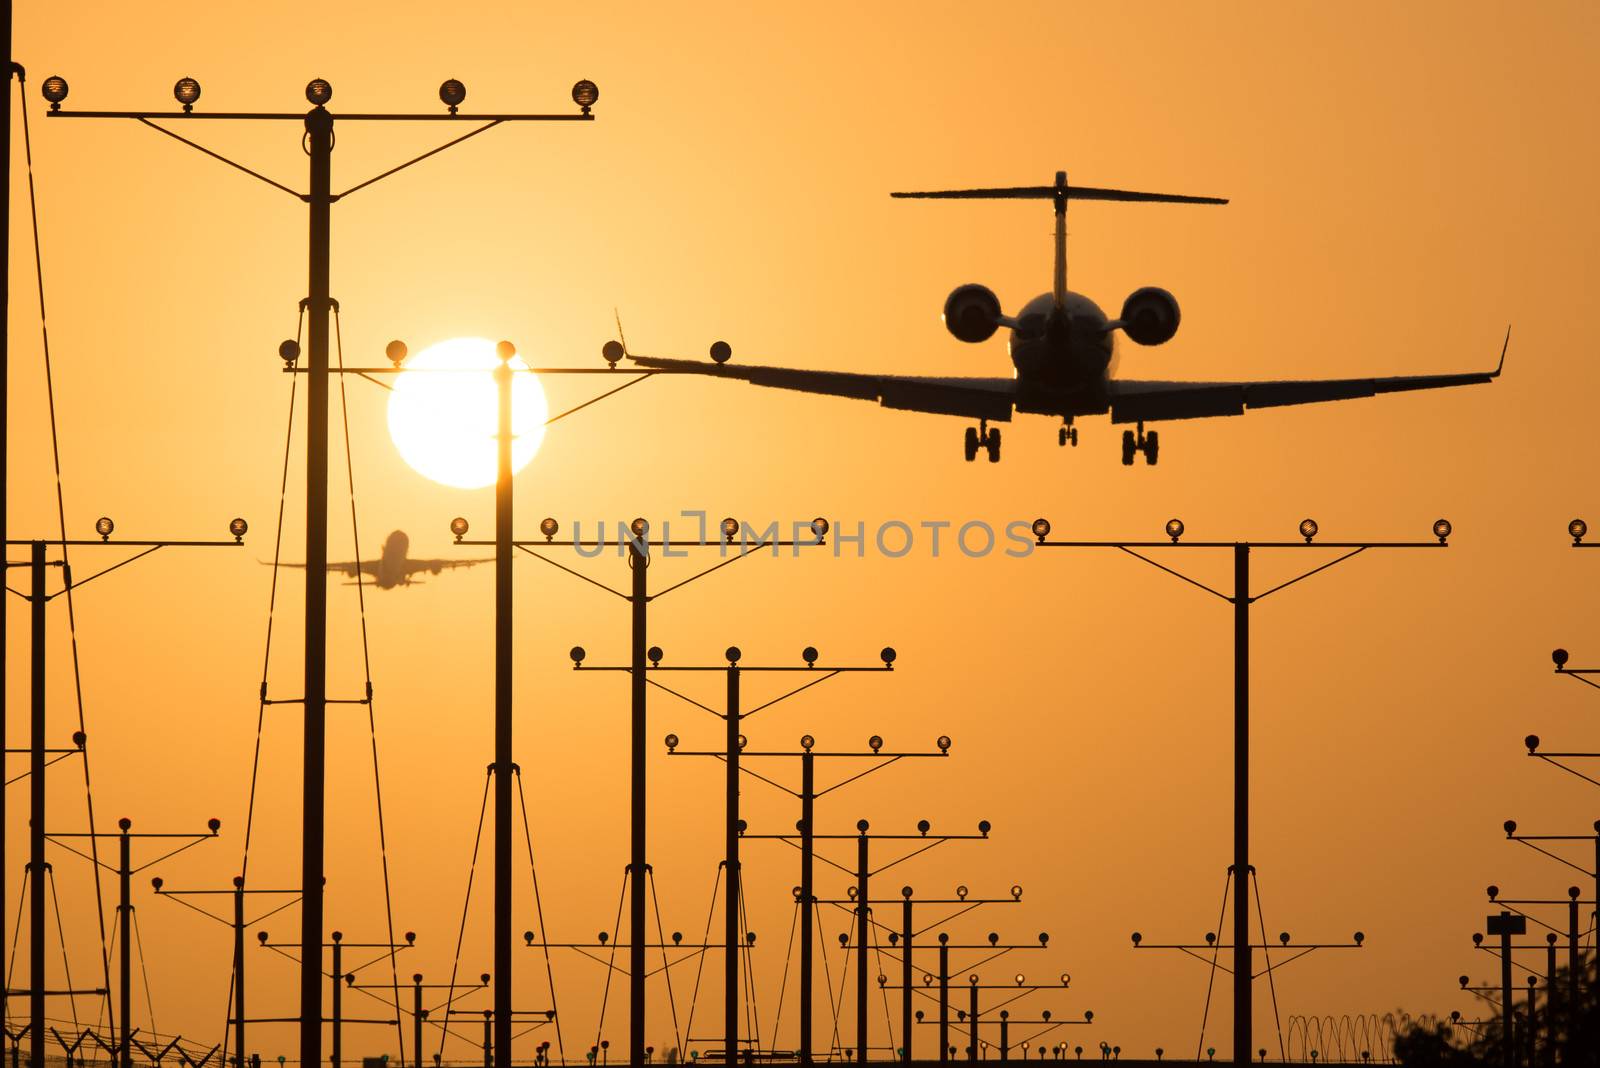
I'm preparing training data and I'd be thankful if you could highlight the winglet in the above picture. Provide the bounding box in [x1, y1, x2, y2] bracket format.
[1491, 325, 1510, 378]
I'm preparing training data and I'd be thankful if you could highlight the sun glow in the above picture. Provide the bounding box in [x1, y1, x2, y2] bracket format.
[387, 337, 549, 489]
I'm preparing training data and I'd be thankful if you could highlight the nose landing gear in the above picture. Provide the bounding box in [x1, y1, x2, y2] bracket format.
[964, 421, 1002, 463]
[1058, 420, 1078, 448]
[1121, 423, 1159, 466]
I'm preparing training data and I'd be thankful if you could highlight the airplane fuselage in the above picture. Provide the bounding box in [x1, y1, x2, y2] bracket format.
[375, 530, 410, 588]
[1007, 291, 1116, 419]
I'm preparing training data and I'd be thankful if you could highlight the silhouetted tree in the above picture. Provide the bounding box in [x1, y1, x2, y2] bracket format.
[1393, 955, 1596, 1067]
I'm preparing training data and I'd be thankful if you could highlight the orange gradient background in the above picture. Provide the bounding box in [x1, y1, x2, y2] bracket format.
[5, 2, 1599, 1062]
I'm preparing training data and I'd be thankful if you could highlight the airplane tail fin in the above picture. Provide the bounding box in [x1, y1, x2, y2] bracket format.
[614, 307, 630, 355]
[892, 172, 1227, 311]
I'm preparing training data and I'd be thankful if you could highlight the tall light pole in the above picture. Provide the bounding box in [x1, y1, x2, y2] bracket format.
[722, 736, 953, 1062]
[647, 647, 897, 1061]
[46, 817, 221, 1068]
[45, 75, 597, 1068]
[501, 512, 832, 1065]
[6, 520, 243, 1068]
[1029, 515, 1451, 1067]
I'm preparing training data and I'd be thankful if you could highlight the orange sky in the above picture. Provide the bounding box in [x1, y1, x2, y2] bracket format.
[6, 1, 1600, 1063]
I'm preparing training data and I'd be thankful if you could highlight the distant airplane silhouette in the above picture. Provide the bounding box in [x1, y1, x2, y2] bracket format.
[270, 530, 489, 589]
[619, 170, 1506, 465]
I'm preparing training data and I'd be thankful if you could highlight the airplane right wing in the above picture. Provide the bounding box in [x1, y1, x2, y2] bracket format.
[1108, 330, 1508, 423]
[627, 353, 1018, 421]
[405, 558, 492, 576]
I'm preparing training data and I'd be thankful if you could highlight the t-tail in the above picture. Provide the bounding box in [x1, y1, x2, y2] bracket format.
[891, 171, 1228, 312]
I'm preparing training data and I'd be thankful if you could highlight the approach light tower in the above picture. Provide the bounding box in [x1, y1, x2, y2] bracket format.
[1028, 516, 1451, 1068]
[43, 73, 597, 1068]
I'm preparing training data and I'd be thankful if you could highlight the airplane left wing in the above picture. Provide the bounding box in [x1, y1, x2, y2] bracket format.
[1108, 330, 1508, 424]
[628, 354, 1018, 421]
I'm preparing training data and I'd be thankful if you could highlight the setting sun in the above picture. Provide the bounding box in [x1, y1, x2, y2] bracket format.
[386, 336, 549, 489]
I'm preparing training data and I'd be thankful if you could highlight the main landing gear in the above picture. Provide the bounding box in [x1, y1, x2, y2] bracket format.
[1121, 422, 1159, 466]
[964, 420, 1002, 463]
[1058, 419, 1078, 448]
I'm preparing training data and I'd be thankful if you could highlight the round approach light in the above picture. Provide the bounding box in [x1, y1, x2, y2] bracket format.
[1570, 518, 1588, 544]
[811, 516, 830, 538]
[720, 516, 740, 542]
[1166, 518, 1185, 542]
[1433, 518, 1452, 544]
[1299, 518, 1318, 543]
[601, 340, 625, 365]
[726, 646, 742, 664]
[880, 646, 897, 667]
[799, 733, 815, 751]
[496, 340, 517, 362]
[1552, 648, 1569, 668]
[1032, 517, 1051, 542]
[95, 516, 115, 540]
[936, 734, 952, 753]
[174, 77, 202, 110]
[569, 646, 586, 666]
[540, 516, 559, 541]
[868, 734, 883, 753]
[956, 885, 968, 900]
[385, 340, 408, 367]
[279, 339, 301, 364]
[439, 78, 467, 111]
[664, 733, 679, 752]
[450, 516, 469, 540]
[230, 517, 249, 541]
[305, 79, 333, 106]
[648, 646, 663, 666]
[630, 517, 649, 538]
[571, 79, 599, 111]
[709, 340, 733, 364]
[41, 75, 69, 108]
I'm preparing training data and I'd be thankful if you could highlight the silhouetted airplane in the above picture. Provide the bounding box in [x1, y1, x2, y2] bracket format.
[270, 530, 488, 589]
[618, 171, 1506, 464]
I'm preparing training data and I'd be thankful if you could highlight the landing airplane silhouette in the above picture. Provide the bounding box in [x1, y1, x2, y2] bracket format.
[269, 530, 489, 589]
[617, 170, 1506, 465]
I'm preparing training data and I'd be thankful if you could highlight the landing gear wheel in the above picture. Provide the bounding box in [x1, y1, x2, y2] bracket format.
[1144, 430, 1159, 466]
[1069, 426, 1078, 446]
[1059, 427, 1067, 447]
[986, 427, 1002, 463]
[964, 426, 979, 463]
[1121, 429, 1136, 466]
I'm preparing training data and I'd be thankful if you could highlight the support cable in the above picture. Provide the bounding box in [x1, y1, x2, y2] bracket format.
[828, 911, 850, 1059]
[739, 880, 759, 1053]
[682, 867, 722, 1055]
[514, 768, 567, 1066]
[45, 867, 79, 1033]
[6, 877, 28, 997]
[1251, 870, 1286, 1062]
[438, 770, 492, 1067]
[769, 899, 799, 1054]
[593, 873, 629, 1053]
[242, 305, 305, 879]
[333, 305, 406, 1066]
[869, 906, 892, 1054]
[646, 867, 683, 1061]
[1195, 868, 1231, 1061]
[17, 64, 114, 1018]
[132, 909, 157, 1045]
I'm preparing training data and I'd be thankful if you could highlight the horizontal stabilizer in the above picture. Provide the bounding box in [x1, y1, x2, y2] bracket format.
[892, 173, 1226, 206]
